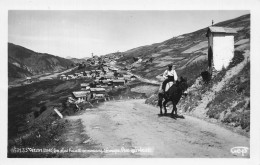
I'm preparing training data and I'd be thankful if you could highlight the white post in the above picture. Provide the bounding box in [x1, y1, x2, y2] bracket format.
[54, 108, 63, 119]
[88, 102, 94, 107]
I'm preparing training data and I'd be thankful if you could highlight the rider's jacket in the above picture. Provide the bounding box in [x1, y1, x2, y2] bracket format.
[162, 69, 178, 81]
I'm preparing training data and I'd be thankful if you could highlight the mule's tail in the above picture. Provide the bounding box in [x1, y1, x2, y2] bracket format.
[157, 93, 164, 107]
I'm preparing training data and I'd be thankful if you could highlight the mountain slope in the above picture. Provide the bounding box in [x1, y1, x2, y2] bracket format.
[175, 50, 250, 135]
[116, 14, 250, 85]
[67, 58, 88, 64]
[8, 62, 33, 81]
[8, 43, 74, 80]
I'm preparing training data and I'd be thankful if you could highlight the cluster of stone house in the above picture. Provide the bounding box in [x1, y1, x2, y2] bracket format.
[71, 87, 107, 103]
[59, 71, 91, 80]
[69, 64, 137, 103]
[85, 53, 119, 67]
[25, 77, 39, 84]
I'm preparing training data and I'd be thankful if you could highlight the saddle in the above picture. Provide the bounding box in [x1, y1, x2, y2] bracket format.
[159, 81, 174, 95]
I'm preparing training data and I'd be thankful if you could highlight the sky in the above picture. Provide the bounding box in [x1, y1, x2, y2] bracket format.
[8, 10, 249, 58]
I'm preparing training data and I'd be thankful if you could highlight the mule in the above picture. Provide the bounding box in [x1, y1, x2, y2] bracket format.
[158, 77, 188, 116]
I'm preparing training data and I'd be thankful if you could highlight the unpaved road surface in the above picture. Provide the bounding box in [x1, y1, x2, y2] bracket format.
[38, 67, 77, 80]
[64, 99, 249, 158]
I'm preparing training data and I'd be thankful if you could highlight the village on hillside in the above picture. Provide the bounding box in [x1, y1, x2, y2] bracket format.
[54, 54, 138, 112]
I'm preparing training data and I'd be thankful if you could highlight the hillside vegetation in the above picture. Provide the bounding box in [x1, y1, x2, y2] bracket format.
[177, 50, 250, 135]
[8, 43, 74, 81]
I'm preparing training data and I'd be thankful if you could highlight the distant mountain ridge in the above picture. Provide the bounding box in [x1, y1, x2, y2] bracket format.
[67, 58, 88, 64]
[8, 43, 74, 81]
[66, 56, 74, 59]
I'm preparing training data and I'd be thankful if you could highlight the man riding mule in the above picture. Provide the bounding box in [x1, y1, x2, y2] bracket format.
[158, 70, 188, 116]
[161, 64, 178, 97]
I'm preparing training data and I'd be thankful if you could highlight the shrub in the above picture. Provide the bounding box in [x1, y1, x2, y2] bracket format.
[240, 111, 250, 130]
[34, 111, 40, 118]
[201, 71, 211, 83]
[231, 101, 246, 112]
[40, 105, 47, 114]
[228, 51, 244, 69]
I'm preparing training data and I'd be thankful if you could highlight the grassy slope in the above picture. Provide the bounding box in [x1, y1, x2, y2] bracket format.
[206, 62, 250, 131]
[116, 14, 250, 84]
[8, 62, 32, 80]
[8, 79, 80, 139]
[178, 51, 250, 133]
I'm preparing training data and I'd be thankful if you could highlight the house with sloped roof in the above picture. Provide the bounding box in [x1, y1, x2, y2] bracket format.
[123, 74, 132, 80]
[94, 93, 105, 99]
[67, 75, 75, 79]
[90, 88, 106, 93]
[112, 79, 125, 86]
[72, 91, 91, 102]
[60, 75, 67, 80]
[206, 26, 237, 71]
[90, 88, 106, 99]
[80, 83, 90, 90]
[130, 75, 137, 81]
[101, 80, 113, 86]
[105, 73, 114, 79]
[26, 77, 32, 83]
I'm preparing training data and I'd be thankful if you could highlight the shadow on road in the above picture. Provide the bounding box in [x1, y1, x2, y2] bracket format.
[157, 113, 185, 119]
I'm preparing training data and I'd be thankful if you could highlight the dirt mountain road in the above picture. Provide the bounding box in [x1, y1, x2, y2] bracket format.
[64, 99, 249, 158]
[38, 66, 77, 80]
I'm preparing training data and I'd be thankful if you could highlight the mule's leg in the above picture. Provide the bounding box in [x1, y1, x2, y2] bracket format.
[158, 94, 163, 115]
[171, 104, 174, 116]
[174, 104, 177, 116]
[163, 99, 168, 114]
[160, 104, 163, 115]
[171, 102, 177, 116]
